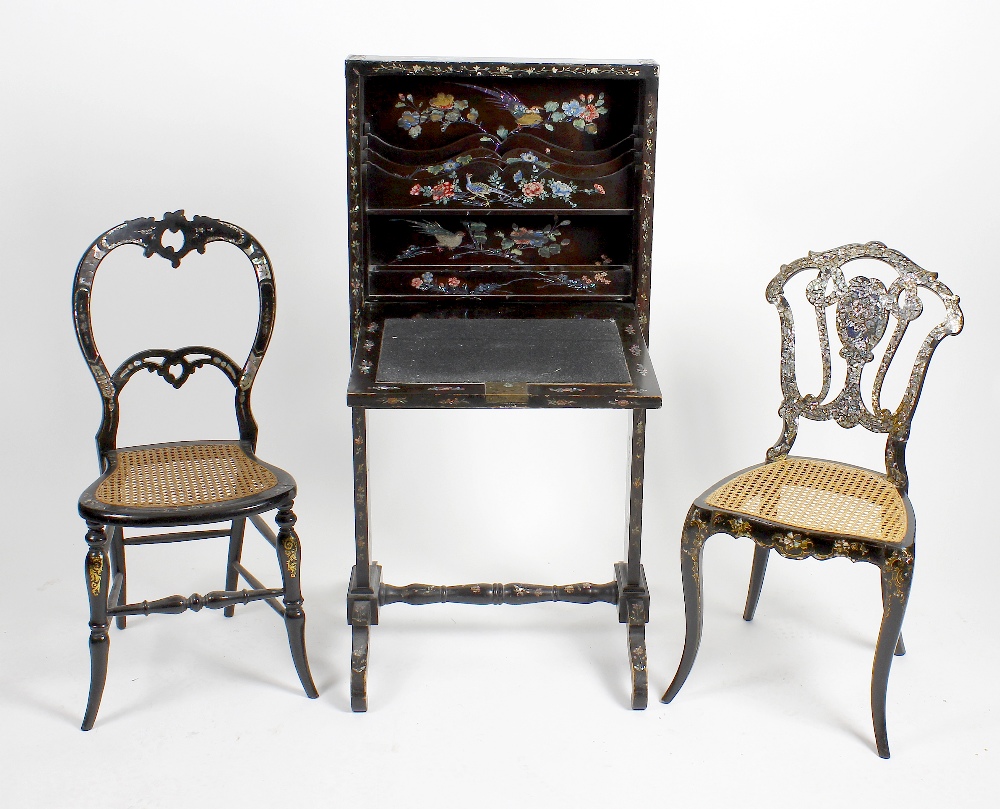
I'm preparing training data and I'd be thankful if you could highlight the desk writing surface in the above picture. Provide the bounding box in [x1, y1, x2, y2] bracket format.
[376, 318, 631, 384]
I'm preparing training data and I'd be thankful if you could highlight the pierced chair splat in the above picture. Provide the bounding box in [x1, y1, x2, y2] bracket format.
[73, 210, 318, 730]
[660, 241, 963, 758]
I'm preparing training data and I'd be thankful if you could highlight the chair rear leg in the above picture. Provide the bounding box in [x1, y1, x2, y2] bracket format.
[82, 521, 111, 731]
[872, 547, 914, 758]
[743, 544, 770, 621]
[223, 517, 247, 618]
[661, 508, 711, 704]
[108, 525, 127, 630]
[275, 503, 319, 699]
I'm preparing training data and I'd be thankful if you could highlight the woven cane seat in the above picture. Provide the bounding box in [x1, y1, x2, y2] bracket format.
[95, 443, 279, 508]
[704, 457, 908, 544]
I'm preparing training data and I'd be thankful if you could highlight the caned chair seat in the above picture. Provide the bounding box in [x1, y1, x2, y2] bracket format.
[704, 457, 908, 545]
[79, 440, 296, 526]
[97, 443, 278, 508]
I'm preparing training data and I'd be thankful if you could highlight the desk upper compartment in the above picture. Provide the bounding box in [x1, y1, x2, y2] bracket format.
[346, 57, 660, 409]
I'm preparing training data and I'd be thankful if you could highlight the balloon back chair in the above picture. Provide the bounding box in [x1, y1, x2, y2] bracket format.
[73, 211, 318, 730]
[661, 241, 963, 757]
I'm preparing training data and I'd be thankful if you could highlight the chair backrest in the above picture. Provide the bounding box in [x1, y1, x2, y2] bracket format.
[764, 241, 963, 493]
[72, 211, 276, 466]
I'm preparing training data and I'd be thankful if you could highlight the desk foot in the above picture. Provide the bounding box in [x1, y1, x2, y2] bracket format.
[350, 619, 370, 712]
[348, 563, 380, 712]
[615, 561, 649, 710]
[627, 621, 648, 709]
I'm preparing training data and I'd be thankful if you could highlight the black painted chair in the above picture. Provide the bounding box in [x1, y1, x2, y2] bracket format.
[73, 211, 318, 730]
[661, 242, 963, 757]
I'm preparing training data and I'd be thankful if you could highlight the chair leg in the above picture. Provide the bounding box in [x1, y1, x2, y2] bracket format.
[743, 544, 770, 621]
[872, 547, 915, 759]
[223, 517, 247, 618]
[661, 509, 710, 704]
[879, 565, 906, 656]
[108, 525, 127, 630]
[82, 521, 111, 731]
[275, 503, 319, 699]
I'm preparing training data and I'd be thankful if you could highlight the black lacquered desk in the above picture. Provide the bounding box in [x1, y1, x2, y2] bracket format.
[345, 56, 660, 710]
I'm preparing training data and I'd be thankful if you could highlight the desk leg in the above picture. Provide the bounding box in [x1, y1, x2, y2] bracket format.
[347, 407, 379, 712]
[619, 409, 649, 709]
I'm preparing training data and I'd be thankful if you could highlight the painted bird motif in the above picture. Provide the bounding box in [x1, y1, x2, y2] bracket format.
[458, 84, 544, 127]
[405, 220, 465, 248]
[464, 173, 499, 203]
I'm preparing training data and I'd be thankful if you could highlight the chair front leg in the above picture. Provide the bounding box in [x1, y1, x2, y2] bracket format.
[872, 546, 914, 759]
[661, 507, 712, 704]
[275, 503, 319, 699]
[82, 521, 110, 731]
[879, 565, 906, 656]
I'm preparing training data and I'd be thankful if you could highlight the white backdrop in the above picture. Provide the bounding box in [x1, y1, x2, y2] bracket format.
[2, 1, 997, 805]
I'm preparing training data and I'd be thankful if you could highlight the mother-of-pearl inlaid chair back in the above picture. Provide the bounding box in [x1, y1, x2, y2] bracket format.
[72, 210, 276, 464]
[764, 241, 964, 492]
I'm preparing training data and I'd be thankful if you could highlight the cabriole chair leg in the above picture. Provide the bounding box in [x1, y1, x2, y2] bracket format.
[872, 548, 914, 759]
[662, 511, 710, 704]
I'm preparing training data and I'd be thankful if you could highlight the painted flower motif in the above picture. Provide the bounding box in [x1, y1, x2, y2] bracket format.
[431, 181, 455, 200]
[410, 277, 423, 288]
[520, 152, 538, 163]
[579, 104, 601, 123]
[398, 110, 423, 138]
[447, 277, 462, 287]
[410, 184, 422, 195]
[549, 181, 574, 200]
[561, 99, 585, 118]
[441, 159, 459, 172]
[594, 271, 611, 285]
[521, 181, 545, 197]
[509, 227, 549, 247]
[593, 184, 605, 194]
[428, 93, 456, 110]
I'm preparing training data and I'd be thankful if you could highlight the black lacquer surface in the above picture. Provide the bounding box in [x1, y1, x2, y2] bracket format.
[376, 318, 630, 384]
